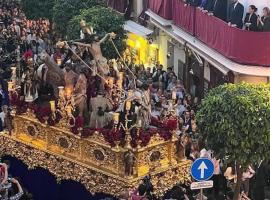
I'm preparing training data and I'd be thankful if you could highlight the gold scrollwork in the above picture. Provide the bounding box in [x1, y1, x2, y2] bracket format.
[6, 115, 193, 197]
[0, 134, 192, 198]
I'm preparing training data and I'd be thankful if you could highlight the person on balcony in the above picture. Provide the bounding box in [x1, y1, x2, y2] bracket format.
[212, 0, 228, 22]
[244, 5, 258, 31]
[199, 0, 207, 10]
[228, 0, 244, 29]
[258, 7, 270, 32]
[186, 0, 200, 7]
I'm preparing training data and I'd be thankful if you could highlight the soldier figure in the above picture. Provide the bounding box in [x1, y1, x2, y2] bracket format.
[124, 150, 136, 176]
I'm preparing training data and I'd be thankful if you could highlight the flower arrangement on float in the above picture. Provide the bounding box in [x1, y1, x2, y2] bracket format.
[9, 87, 178, 148]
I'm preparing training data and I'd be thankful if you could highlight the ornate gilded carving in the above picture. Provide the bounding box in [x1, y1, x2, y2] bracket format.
[149, 151, 161, 163]
[58, 136, 71, 149]
[93, 149, 105, 161]
[0, 115, 192, 197]
[26, 124, 37, 137]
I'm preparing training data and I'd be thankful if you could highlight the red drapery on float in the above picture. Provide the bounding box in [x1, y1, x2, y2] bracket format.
[148, 0, 172, 20]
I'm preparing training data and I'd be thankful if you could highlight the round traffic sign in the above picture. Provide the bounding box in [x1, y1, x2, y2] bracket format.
[190, 158, 215, 181]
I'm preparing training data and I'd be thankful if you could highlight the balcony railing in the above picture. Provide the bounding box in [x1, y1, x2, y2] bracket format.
[148, 0, 172, 20]
[148, 0, 270, 67]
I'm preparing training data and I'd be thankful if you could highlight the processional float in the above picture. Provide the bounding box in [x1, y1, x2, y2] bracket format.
[1, 21, 191, 197]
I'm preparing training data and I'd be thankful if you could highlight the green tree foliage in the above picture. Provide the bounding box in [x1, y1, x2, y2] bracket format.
[21, 0, 55, 20]
[196, 83, 270, 199]
[52, 0, 105, 34]
[67, 6, 127, 59]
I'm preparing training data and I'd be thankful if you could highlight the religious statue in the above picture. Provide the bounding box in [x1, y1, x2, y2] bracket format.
[3, 105, 12, 135]
[10, 66, 17, 85]
[124, 150, 136, 176]
[37, 51, 65, 97]
[63, 62, 78, 92]
[135, 84, 151, 129]
[79, 19, 94, 40]
[22, 67, 37, 102]
[72, 22, 116, 77]
[89, 91, 113, 128]
[73, 68, 88, 117]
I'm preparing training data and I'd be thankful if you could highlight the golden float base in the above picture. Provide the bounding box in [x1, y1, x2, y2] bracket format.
[0, 114, 192, 197]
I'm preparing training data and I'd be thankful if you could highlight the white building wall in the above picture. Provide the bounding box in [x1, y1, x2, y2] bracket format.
[157, 30, 168, 67]
[239, 0, 270, 16]
[173, 45, 185, 76]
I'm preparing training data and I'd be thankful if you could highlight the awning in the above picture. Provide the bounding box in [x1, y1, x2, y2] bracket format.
[145, 10, 172, 26]
[124, 20, 153, 37]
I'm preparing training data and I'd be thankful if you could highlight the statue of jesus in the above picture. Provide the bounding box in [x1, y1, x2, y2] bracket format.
[72, 27, 116, 77]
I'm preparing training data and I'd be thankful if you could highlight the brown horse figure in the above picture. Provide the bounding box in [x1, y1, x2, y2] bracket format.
[37, 51, 65, 97]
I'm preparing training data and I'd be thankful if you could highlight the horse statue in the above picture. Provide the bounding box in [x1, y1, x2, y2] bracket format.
[37, 51, 65, 97]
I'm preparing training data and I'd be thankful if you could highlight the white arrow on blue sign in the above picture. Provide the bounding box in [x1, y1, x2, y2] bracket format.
[191, 158, 214, 181]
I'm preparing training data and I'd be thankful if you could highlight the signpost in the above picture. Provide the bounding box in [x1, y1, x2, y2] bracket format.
[190, 158, 214, 200]
[190, 180, 213, 190]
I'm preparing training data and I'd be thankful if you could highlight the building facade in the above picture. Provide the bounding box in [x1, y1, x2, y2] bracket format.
[108, 0, 270, 98]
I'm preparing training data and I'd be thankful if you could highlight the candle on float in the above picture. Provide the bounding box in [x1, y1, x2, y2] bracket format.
[8, 81, 13, 91]
[65, 87, 73, 99]
[117, 80, 122, 90]
[128, 90, 134, 97]
[50, 101, 56, 112]
[56, 58, 62, 66]
[58, 86, 64, 98]
[126, 101, 131, 111]
[108, 77, 114, 88]
[66, 105, 72, 116]
[112, 59, 118, 69]
[113, 113, 120, 124]
[11, 67, 16, 78]
[119, 72, 124, 80]
[172, 91, 177, 100]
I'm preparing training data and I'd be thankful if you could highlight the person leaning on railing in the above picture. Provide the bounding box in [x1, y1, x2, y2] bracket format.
[257, 7, 270, 32]
[185, 0, 200, 7]
[199, 0, 229, 23]
[244, 5, 258, 31]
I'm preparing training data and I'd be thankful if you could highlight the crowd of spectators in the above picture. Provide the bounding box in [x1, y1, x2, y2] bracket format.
[0, 0, 57, 132]
[130, 64, 198, 135]
[184, 0, 270, 31]
[1, 1, 270, 200]
[0, 160, 33, 200]
[0, 1, 52, 56]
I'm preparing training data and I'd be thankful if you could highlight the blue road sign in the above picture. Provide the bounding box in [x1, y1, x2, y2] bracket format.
[191, 158, 214, 181]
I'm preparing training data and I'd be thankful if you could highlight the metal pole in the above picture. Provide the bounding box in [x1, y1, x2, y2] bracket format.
[200, 189, 203, 200]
